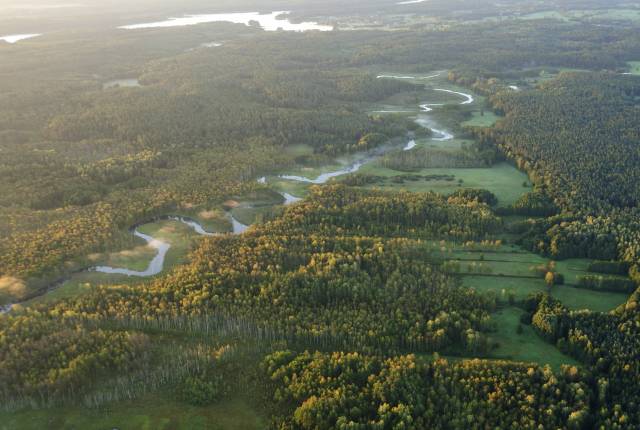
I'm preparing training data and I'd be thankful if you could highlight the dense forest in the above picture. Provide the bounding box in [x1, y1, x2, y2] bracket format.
[3, 18, 640, 288]
[2, 1, 640, 428]
[481, 72, 640, 277]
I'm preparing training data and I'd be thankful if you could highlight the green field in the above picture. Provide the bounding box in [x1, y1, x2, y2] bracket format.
[274, 73, 524, 207]
[487, 307, 580, 370]
[462, 110, 501, 128]
[627, 61, 640, 75]
[462, 276, 627, 313]
[0, 394, 265, 430]
[448, 245, 631, 312]
[359, 162, 531, 206]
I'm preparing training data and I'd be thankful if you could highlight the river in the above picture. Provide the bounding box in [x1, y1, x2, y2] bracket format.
[277, 75, 469, 184]
[0, 201, 281, 313]
[1, 73, 471, 313]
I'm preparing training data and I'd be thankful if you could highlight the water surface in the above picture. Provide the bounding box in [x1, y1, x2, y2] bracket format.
[93, 230, 169, 277]
[0, 34, 42, 44]
[103, 79, 141, 89]
[120, 11, 333, 32]
[280, 161, 364, 184]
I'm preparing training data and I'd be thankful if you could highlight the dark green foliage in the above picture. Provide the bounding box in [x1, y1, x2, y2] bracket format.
[587, 261, 631, 276]
[264, 351, 591, 429]
[448, 188, 498, 206]
[379, 145, 491, 171]
[498, 191, 559, 217]
[576, 275, 636, 294]
[178, 374, 227, 406]
[485, 73, 640, 268]
[0, 311, 150, 402]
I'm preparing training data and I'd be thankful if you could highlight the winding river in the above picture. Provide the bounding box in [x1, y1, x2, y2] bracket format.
[276, 75, 469, 184]
[93, 231, 170, 277]
[0, 193, 295, 313]
[1, 73, 471, 314]
[92, 210, 252, 277]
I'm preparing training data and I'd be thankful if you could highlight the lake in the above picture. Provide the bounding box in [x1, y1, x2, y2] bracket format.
[120, 11, 333, 32]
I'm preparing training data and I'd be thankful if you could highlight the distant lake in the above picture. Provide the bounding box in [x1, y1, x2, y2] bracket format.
[119, 11, 333, 32]
[0, 34, 42, 44]
[103, 78, 141, 89]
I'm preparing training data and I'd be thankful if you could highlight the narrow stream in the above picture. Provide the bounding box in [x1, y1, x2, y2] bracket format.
[0, 200, 282, 312]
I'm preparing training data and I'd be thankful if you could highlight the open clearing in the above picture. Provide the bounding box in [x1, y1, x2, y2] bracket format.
[461, 276, 627, 313]
[0, 393, 265, 430]
[462, 110, 500, 128]
[358, 162, 531, 206]
[441, 244, 630, 312]
[627, 61, 640, 75]
[487, 307, 580, 370]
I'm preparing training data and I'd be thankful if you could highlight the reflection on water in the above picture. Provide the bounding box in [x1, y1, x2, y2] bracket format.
[279, 161, 364, 184]
[434, 88, 474, 104]
[281, 192, 302, 205]
[404, 140, 417, 151]
[120, 11, 333, 32]
[167, 216, 216, 236]
[231, 215, 248, 234]
[0, 34, 42, 44]
[103, 78, 141, 89]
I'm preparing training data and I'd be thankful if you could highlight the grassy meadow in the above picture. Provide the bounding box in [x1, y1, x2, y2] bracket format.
[0, 394, 266, 430]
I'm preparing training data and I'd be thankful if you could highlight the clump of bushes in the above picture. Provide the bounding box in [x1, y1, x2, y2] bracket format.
[497, 191, 558, 217]
[178, 373, 229, 406]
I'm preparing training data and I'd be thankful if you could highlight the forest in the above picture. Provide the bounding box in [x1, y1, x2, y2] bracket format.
[2, 0, 640, 428]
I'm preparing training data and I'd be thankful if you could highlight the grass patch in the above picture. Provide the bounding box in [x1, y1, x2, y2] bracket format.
[446, 244, 630, 312]
[487, 307, 580, 370]
[552, 285, 627, 313]
[284, 143, 315, 158]
[175, 208, 232, 233]
[462, 276, 627, 313]
[358, 162, 531, 206]
[462, 110, 500, 128]
[137, 220, 199, 268]
[0, 393, 266, 430]
[627, 61, 640, 75]
[232, 205, 280, 226]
